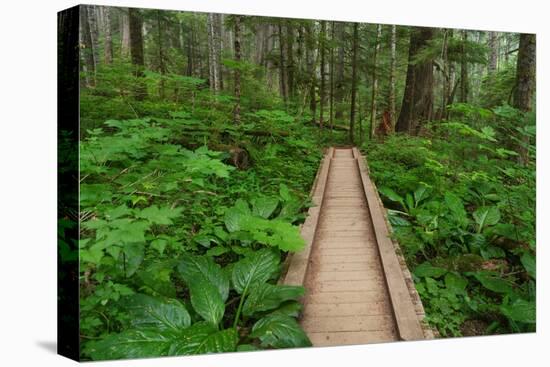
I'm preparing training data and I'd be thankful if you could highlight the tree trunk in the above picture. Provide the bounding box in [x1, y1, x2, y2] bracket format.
[488, 31, 498, 74]
[349, 23, 359, 144]
[216, 14, 224, 90]
[87, 6, 100, 70]
[156, 10, 166, 99]
[207, 13, 221, 92]
[306, 23, 316, 123]
[370, 24, 382, 139]
[513, 33, 536, 165]
[129, 7, 146, 100]
[102, 7, 113, 64]
[395, 27, 435, 134]
[120, 8, 131, 58]
[335, 22, 345, 119]
[185, 21, 194, 76]
[329, 21, 335, 132]
[233, 15, 242, 124]
[80, 5, 96, 87]
[278, 21, 287, 103]
[320, 21, 326, 130]
[389, 24, 397, 129]
[459, 30, 469, 103]
[439, 28, 450, 120]
[286, 20, 295, 100]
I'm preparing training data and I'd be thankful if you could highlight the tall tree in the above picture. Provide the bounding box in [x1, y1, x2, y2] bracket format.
[319, 21, 327, 130]
[278, 21, 288, 103]
[156, 11, 167, 99]
[184, 20, 194, 76]
[459, 30, 469, 103]
[488, 31, 498, 74]
[389, 24, 397, 129]
[87, 6, 100, 69]
[438, 28, 450, 120]
[102, 7, 113, 64]
[513, 33, 536, 165]
[369, 24, 382, 139]
[120, 8, 130, 57]
[306, 22, 317, 123]
[396, 27, 435, 134]
[216, 14, 224, 89]
[335, 22, 346, 119]
[233, 15, 242, 124]
[129, 7, 146, 100]
[286, 20, 295, 100]
[80, 5, 96, 87]
[349, 23, 359, 143]
[329, 21, 335, 132]
[207, 13, 221, 92]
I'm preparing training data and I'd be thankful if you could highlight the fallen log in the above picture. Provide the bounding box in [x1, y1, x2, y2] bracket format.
[313, 121, 349, 131]
[179, 125, 289, 137]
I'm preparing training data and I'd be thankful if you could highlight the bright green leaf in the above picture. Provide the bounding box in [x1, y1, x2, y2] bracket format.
[250, 314, 311, 348]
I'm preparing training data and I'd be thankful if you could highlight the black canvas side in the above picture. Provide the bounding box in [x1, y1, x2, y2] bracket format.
[57, 4, 81, 362]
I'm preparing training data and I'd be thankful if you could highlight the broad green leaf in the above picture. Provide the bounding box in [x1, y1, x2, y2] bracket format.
[177, 255, 229, 301]
[169, 323, 237, 355]
[243, 217, 305, 252]
[137, 260, 177, 298]
[521, 252, 536, 279]
[105, 204, 132, 220]
[444, 273, 468, 294]
[232, 249, 280, 295]
[279, 183, 292, 202]
[150, 238, 167, 255]
[444, 192, 467, 222]
[414, 185, 430, 206]
[137, 205, 183, 225]
[473, 272, 513, 294]
[425, 277, 440, 294]
[251, 196, 279, 219]
[500, 299, 536, 324]
[251, 314, 312, 348]
[379, 187, 405, 208]
[414, 262, 447, 278]
[123, 294, 191, 331]
[193, 234, 218, 248]
[243, 283, 305, 316]
[237, 344, 259, 352]
[80, 245, 104, 265]
[480, 245, 506, 260]
[473, 206, 501, 232]
[405, 193, 414, 212]
[270, 301, 303, 318]
[206, 246, 230, 257]
[224, 201, 249, 232]
[188, 277, 225, 326]
[100, 220, 150, 245]
[85, 329, 179, 360]
[122, 242, 145, 277]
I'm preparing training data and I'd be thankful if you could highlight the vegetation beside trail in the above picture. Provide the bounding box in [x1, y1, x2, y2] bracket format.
[364, 103, 535, 336]
[58, 5, 535, 360]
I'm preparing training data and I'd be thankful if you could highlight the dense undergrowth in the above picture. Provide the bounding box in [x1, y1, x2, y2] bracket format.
[59, 57, 536, 360]
[63, 65, 348, 360]
[363, 103, 536, 336]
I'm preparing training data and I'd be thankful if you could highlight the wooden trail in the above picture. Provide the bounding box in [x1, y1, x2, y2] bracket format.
[283, 147, 429, 347]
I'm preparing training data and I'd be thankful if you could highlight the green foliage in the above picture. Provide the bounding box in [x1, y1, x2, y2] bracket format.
[364, 102, 535, 336]
[79, 64, 323, 359]
[85, 249, 311, 360]
[250, 314, 312, 348]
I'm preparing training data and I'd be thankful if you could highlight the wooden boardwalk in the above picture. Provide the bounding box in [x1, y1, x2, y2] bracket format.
[283, 147, 427, 347]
